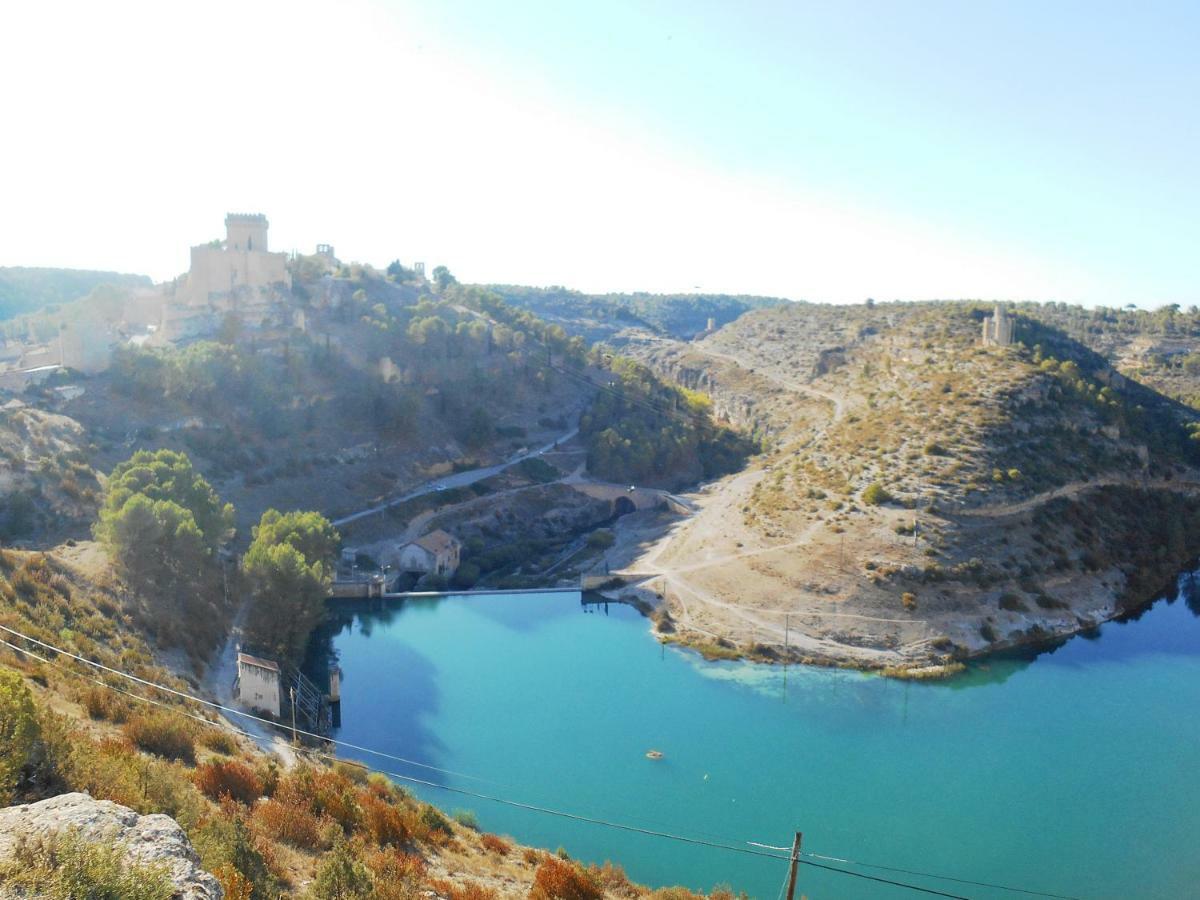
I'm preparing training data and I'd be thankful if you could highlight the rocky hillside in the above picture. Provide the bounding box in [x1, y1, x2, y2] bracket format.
[603, 301, 1200, 671]
[0, 793, 221, 899]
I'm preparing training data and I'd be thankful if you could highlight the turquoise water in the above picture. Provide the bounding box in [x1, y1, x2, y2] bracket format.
[317, 582, 1200, 899]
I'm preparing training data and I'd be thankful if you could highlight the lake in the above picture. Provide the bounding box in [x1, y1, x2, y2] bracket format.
[314, 579, 1200, 899]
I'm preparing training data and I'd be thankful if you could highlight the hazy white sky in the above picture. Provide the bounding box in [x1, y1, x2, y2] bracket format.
[2, 0, 1196, 305]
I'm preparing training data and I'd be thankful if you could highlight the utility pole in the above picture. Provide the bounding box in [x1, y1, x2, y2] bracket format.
[289, 687, 298, 745]
[785, 831, 803, 900]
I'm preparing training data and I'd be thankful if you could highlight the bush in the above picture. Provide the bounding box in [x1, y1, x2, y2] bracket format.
[123, 711, 196, 764]
[901, 592, 917, 611]
[81, 686, 129, 723]
[366, 849, 426, 900]
[253, 797, 328, 850]
[419, 804, 453, 837]
[199, 728, 237, 755]
[360, 791, 410, 846]
[531, 855, 604, 900]
[586, 529, 615, 550]
[192, 808, 279, 900]
[0, 668, 40, 803]
[310, 838, 373, 900]
[0, 832, 175, 900]
[862, 482, 892, 505]
[998, 592, 1028, 612]
[451, 808, 479, 830]
[479, 833, 511, 856]
[193, 760, 263, 804]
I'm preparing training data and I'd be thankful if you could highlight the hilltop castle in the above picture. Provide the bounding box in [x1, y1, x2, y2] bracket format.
[157, 213, 292, 340]
[981, 304, 1014, 347]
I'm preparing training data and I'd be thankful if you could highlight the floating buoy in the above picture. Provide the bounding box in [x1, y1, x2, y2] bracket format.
[645, 750, 664, 760]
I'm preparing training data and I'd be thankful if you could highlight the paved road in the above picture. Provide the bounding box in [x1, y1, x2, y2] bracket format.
[331, 425, 579, 527]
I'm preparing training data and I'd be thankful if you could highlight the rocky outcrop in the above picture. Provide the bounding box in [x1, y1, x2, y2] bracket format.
[0, 793, 221, 899]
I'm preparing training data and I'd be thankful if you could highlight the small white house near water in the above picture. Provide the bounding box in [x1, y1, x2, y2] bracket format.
[394, 529, 461, 577]
[236, 652, 281, 717]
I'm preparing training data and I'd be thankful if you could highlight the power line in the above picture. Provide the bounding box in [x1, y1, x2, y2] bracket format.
[0, 622, 488, 785]
[0, 623, 1083, 899]
[802, 852, 1083, 900]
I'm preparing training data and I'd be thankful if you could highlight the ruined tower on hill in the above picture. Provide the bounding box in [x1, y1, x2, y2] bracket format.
[981, 303, 1014, 347]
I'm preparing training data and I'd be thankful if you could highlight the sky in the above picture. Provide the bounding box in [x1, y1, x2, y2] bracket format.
[1, 0, 1196, 306]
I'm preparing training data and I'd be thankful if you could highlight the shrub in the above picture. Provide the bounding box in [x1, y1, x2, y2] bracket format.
[199, 728, 237, 755]
[451, 808, 479, 830]
[0, 668, 40, 803]
[479, 832, 511, 856]
[193, 760, 263, 804]
[81, 686, 128, 723]
[0, 832, 174, 900]
[192, 808, 279, 900]
[360, 791, 410, 846]
[1035, 593, 1069, 610]
[998, 593, 1028, 612]
[310, 838, 373, 900]
[530, 855, 604, 900]
[586, 529, 615, 550]
[428, 879, 497, 900]
[123, 711, 196, 764]
[419, 804, 453, 837]
[365, 849, 426, 899]
[253, 797, 327, 850]
[862, 482, 891, 505]
[901, 592, 917, 611]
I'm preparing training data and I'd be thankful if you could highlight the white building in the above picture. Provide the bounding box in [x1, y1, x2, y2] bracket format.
[394, 529, 461, 577]
[236, 652, 281, 717]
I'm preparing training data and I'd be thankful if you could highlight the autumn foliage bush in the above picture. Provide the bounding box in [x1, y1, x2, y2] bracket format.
[252, 796, 329, 850]
[479, 833, 511, 856]
[361, 791, 410, 846]
[193, 759, 263, 804]
[530, 856, 604, 900]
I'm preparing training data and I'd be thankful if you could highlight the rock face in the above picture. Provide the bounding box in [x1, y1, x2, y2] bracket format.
[0, 792, 221, 899]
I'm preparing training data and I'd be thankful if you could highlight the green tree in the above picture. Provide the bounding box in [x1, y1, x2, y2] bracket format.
[242, 510, 339, 662]
[94, 451, 232, 600]
[0, 668, 39, 804]
[431, 265, 456, 291]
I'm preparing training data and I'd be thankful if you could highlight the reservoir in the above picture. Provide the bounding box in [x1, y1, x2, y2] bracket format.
[316, 580, 1200, 899]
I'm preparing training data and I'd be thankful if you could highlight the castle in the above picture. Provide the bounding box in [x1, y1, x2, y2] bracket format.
[981, 304, 1014, 347]
[158, 213, 292, 340]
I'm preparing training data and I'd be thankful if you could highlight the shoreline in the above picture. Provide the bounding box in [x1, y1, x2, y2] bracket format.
[596, 564, 1197, 680]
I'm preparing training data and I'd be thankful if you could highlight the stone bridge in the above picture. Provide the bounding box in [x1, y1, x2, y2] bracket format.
[567, 482, 693, 516]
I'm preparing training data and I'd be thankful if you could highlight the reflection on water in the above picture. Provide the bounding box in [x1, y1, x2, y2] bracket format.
[315, 576, 1200, 900]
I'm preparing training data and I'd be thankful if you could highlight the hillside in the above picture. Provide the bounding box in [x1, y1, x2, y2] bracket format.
[486, 285, 785, 343]
[0, 267, 151, 322]
[602, 301, 1200, 671]
[0, 547, 735, 899]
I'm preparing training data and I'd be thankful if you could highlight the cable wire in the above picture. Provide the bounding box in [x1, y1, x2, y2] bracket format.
[0, 622, 1083, 899]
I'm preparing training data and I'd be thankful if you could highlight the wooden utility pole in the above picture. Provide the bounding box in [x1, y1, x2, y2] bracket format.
[289, 687, 298, 745]
[785, 831, 803, 900]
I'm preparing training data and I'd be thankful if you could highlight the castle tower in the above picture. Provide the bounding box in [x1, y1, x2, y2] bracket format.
[981, 304, 1013, 347]
[225, 213, 269, 253]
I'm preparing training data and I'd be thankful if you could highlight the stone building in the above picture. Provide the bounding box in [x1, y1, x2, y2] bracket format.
[236, 651, 281, 717]
[394, 529, 461, 577]
[160, 213, 292, 340]
[981, 304, 1014, 347]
